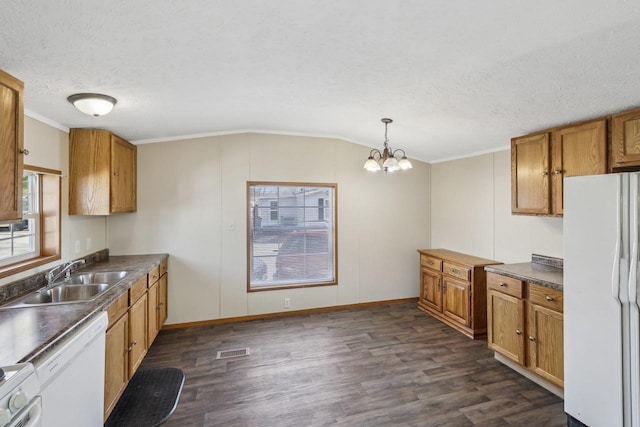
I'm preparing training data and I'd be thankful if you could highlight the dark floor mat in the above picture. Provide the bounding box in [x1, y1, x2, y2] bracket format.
[105, 367, 185, 427]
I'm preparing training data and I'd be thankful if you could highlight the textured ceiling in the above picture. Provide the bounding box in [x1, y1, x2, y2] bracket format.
[2, 1, 640, 163]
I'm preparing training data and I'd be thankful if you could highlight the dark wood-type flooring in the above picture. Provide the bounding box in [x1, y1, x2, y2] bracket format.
[141, 302, 566, 426]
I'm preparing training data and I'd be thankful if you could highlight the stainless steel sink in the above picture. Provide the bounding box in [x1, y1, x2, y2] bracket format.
[22, 283, 112, 304]
[1, 270, 131, 308]
[68, 270, 130, 285]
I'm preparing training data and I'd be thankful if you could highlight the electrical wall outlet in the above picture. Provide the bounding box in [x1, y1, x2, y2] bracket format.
[86, 237, 92, 250]
[284, 297, 291, 308]
[74, 240, 81, 253]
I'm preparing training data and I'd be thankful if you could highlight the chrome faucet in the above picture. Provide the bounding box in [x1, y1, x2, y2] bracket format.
[46, 259, 86, 286]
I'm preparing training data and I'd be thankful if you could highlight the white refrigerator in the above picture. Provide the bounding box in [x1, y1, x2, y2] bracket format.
[564, 172, 640, 426]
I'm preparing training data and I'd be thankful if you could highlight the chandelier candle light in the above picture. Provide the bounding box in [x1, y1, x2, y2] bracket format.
[363, 118, 413, 173]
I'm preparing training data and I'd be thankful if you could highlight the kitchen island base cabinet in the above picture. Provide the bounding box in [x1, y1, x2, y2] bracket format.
[417, 249, 501, 339]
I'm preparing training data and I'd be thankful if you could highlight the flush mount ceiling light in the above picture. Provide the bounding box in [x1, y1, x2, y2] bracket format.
[67, 93, 117, 117]
[363, 118, 413, 173]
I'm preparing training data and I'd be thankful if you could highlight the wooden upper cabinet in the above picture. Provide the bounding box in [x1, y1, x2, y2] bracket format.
[512, 119, 607, 216]
[511, 133, 550, 215]
[0, 70, 24, 222]
[69, 129, 137, 215]
[550, 119, 607, 215]
[612, 107, 640, 168]
[110, 135, 137, 213]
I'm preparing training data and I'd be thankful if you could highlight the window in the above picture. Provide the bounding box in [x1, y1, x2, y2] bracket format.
[248, 182, 337, 291]
[0, 165, 61, 278]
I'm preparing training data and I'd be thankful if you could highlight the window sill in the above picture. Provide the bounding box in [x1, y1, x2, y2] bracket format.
[0, 255, 61, 280]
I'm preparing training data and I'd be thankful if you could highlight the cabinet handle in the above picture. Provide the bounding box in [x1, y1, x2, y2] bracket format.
[499, 282, 506, 287]
[553, 170, 562, 175]
[19, 148, 29, 155]
[542, 171, 549, 176]
[113, 170, 119, 176]
[545, 295, 554, 301]
[451, 268, 461, 274]
[515, 329, 522, 335]
[158, 303, 165, 307]
[132, 340, 137, 346]
[127, 346, 133, 352]
[529, 336, 536, 342]
[426, 260, 434, 265]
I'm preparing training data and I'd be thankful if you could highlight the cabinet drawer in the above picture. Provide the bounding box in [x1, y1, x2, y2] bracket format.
[443, 262, 471, 281]
[105, 292, 128, 328]
[160, 260, 168, 277]
[420, 254, 442, 271]
[148, 266, 160, 286]
[487, 272, 524, 298]
[528, 283, 563, 312]
[129, 276, 147, 304]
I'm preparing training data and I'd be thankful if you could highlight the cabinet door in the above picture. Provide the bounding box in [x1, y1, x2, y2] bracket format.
[442, 277, 470, 327]
[104, 314, 128, 420]
[551, 119, 607, 214]
[420, 268, 442, 312]
[527, 303, 564, 388]
[0, 70, 24, 221]
[511, 133, 550, 214]
[487, 289, 525, 364]
[158, 273, 168, 327]
[110, 135, 137, 213]
[128, 293, 148, 379]
[147, 282, 159, 346]
[612, 108, 640, 167]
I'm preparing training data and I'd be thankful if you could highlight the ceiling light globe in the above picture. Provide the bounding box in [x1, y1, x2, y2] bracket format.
[67, 93, 117, 117]
[398, 157, 413, 170]
[364, 157, 381, 172]
[383, 156, 399, 172]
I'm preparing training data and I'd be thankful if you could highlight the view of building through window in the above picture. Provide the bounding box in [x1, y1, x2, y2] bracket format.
[0, 171, 39, 266]
[248, 183, 337, 290]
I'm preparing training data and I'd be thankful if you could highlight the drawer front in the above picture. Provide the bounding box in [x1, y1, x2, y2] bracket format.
[528, 283, 563, 312]
[160, 260, 168, 277]
[148, 266, 160, 286]
[420, 254, 442, 271]
[487, 272, 524, 298]
[105, 292, 128, 328]
[443, 262, 471, 281]
[130, 275, 147, 304]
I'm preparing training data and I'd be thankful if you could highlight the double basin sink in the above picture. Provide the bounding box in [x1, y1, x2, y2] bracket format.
[4, 270, 130, 308]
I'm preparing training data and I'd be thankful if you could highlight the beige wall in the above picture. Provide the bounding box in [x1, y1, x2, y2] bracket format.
[430, 149, 563, 264]
[107, 133, 431, 324]
[0, 116, 107, 286]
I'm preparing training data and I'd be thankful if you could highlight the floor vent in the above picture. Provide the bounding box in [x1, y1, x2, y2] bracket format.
[216, 348, 250, 360]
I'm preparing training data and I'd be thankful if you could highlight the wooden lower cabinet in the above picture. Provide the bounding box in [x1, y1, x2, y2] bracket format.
[527, 302, 564, 386]
[104, 313, 128, 419]
[103, 260, 169, 421]
[487, 289, 525, 365]
[128, 292, 148, 378]
[417, 249, 501, 339]
[486, 272, 564, 388]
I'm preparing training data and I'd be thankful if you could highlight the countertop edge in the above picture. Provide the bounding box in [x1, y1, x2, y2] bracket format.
[484, 264, 563, 291]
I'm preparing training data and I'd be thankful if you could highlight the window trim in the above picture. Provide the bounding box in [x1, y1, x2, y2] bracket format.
[0, 165, 61, 279]
[246, 181, 338, 292]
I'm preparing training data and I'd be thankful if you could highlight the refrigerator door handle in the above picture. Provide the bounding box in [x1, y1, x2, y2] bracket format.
[613, 176, 623, 303]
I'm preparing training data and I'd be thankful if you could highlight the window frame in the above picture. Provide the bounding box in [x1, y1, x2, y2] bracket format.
[0, 165, 61, 279]
[246, 181, 338, 292]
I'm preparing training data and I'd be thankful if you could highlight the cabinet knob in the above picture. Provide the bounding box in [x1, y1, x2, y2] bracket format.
[127, 346, 133, 352]
[515, 329, 522, 335]
[158, 303, 165, 307]
[499, 282, 506, 287]
[113, 171, 119, 176]
[529, 336, 536, 342]
[553, 170, 562, 175]
[542, 171, 549, 176]
[19, 148, 29, 155]
[545, 295, 554, 301]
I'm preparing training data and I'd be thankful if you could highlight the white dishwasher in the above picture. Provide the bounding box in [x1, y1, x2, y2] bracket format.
[35, 312, 108, 427]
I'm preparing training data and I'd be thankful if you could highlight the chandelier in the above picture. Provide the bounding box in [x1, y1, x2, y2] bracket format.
[363, 118, 412, 173]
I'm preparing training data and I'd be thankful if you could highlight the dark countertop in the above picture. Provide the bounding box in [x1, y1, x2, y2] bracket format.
[484, 261, 563, 291]
[0, 254, 167, 366]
